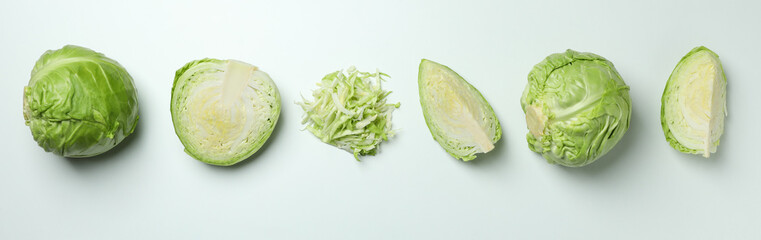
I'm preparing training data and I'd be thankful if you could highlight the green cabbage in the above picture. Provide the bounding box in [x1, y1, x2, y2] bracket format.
[297, 66, 399, 160]
[171, 59, 281, 166]
[418, 59, 501, 161]
[661, 46, 727, 157]
[520, 50, 631, 167]
[23, 45, 139, 158]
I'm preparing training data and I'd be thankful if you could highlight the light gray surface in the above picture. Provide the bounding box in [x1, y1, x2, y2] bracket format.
[1, 0, 760, 239]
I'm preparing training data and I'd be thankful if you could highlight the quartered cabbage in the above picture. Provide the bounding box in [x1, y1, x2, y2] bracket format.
[23, 45, 139, 157]
[171, 59, 281, 166]
[418, 59, 501, 161]
[297, 66, 399, 160]
[521, 50, 631, 167]
[661, 46, 727, 158]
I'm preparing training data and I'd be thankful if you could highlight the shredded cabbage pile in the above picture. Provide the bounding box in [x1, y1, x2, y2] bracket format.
[297, 66, 400, 160]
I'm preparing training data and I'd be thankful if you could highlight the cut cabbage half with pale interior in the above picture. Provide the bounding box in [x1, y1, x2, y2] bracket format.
[171, 59, 281, 166]
[661, 46, 727, 158]
[418, 59, 501, 161]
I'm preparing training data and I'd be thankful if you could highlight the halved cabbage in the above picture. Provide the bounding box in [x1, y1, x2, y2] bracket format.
[418, 59, 501, 161]
[661, 46, 727, 157]
[171, 59, 280, 166]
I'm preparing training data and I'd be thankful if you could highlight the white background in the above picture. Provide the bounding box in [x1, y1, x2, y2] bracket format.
[1, 0, 760, 239]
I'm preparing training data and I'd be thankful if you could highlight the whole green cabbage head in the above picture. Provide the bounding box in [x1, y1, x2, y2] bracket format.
[171, 59, 281, 166]
[23, 45, 139, 157]
[520, 50, 631, 167]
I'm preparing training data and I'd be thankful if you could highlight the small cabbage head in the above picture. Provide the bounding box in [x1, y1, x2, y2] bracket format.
[171, 59, 281, 166]
[418, 59, 501, 161]
[661, 46, 726, 157]
[23, 45, 139, 158]
[520, 50, 631, 167]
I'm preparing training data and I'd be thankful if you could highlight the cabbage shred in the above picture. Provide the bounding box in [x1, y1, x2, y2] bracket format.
[298, 66, 400, 160]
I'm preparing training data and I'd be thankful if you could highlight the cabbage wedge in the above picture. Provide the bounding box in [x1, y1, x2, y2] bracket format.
[661, 46, 727, 158]
[418, 59, 501, 161]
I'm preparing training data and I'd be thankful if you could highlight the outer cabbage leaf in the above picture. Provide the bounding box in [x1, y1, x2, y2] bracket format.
[520, 50, 631, 167]
[418, 59, 501, 161]
[171, 59, 281, 166]
[661, 46, 727, 157]
[23, 45, 139, 157]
